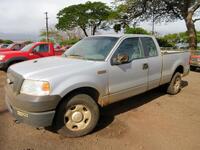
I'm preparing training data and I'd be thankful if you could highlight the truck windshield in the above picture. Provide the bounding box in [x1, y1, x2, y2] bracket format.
[63, 36, 119, 61]
[20, 43, 34, 52]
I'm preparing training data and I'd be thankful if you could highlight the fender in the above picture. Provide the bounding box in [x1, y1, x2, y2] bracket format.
[7, 56, 28, 65]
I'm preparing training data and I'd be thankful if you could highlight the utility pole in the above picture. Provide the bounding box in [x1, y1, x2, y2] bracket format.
[44, 12, 49, 42]
[152, 11, 155, 35]
[152, 1, 155, 35]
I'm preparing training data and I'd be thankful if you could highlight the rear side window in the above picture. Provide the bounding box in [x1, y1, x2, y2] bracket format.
[141, 37, 158, 57]
[33, 44, 49, 52]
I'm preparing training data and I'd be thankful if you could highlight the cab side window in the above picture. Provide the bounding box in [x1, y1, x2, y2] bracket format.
[141, 37, 158, 57]
[113, 38, 144, 61]
[33, 44, 49, 52]
[12, 44, 21, 50]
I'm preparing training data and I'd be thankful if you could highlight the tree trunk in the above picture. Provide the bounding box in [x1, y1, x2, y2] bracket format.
[81, 27, 88, 37]
[185, 12, 197, 50]
[92, 25, 97, 35]
[92, 20, 102, 36]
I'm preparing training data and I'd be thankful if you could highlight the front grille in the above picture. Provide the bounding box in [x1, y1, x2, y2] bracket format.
[7, 69, 24, 94]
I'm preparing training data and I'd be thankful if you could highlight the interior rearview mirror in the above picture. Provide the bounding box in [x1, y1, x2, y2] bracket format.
[111, 53, 129, 65]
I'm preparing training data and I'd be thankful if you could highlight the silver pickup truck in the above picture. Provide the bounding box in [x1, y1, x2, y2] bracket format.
[5, 34, 190, 137]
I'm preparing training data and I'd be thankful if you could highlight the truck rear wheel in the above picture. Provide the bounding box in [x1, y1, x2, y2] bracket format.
[167, 72, 182, 95]
[54, 93, 99, 137]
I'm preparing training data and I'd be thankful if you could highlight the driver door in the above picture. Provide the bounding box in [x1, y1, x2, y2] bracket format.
[29, 44, 50, 59]
[108, 37, 148, 103]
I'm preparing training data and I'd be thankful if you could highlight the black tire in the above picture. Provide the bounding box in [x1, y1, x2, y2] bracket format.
[54, 93, 99, 137]
[166, 72, 182, 95]
[190, 66, 196, 71]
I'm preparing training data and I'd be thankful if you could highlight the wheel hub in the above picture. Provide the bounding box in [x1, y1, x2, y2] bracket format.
[174, 77, 181, 90]
[71, 111, 83, 123]
[64, 104, 92, 131]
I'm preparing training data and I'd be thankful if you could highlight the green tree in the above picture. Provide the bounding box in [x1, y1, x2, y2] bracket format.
[40, 27, 62, 44]
[56, 1, 111, 37]
[115, 0, 200, 50]
[162, 31, 200, 46]
[112, 4, 132, 33]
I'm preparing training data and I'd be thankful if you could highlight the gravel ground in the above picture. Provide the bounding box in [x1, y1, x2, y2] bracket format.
[0, 70, 200, 150]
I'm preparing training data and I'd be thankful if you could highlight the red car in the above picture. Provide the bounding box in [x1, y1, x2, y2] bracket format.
[190, 51, 200, 71]
[0, 44, 10, 48]
[0, 42, 65, 70]
[0, 43, 26, 52]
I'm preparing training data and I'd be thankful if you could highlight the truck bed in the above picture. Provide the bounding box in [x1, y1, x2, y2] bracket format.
[160, 50, 190, 85]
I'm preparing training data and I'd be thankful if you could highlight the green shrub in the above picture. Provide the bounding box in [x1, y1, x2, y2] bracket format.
[1, 40, 13, 44]
[125, 27, 149, 35]
[60, 38, 80, 46]
[156, 38, 174, 47]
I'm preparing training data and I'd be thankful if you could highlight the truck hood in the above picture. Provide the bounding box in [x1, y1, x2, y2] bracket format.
[0, 48, 13, 51]
[0, 50, 23, 55]
[9, 56, 106, 80]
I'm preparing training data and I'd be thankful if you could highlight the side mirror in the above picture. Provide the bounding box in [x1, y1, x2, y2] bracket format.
[111, 53, 129, 65]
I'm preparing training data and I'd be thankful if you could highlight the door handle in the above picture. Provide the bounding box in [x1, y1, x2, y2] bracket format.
[143, 63, 148, 70]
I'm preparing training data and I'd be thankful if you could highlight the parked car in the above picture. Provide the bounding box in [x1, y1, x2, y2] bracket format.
[0, 43, 26, 52]
[0, 44, 10, 48]
[5, 34, 190, 137]
[0, 42, 65, 70]
[190, 50, 200, 71]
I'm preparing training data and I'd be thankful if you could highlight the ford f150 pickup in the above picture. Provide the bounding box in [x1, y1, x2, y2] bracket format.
[0, 43, 26, 52]
[5, 34, 190, 137]
[0, 42, 64, 70]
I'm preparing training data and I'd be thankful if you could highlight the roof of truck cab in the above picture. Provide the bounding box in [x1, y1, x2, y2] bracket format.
[34, 42, 52, 44]
[91, 34, 154, 38]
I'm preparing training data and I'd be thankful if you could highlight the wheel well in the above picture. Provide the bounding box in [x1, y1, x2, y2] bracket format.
[8, 59, 24, 66]
[56, 87, 100, 110]
[174, 65, 184, 74]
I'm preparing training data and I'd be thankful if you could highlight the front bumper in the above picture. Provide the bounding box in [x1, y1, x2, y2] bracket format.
[5, 84, 61, 127]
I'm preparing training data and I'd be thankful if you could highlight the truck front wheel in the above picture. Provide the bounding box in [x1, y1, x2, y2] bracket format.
[54, 93, 99, 137]
[167, 72, 182, 95]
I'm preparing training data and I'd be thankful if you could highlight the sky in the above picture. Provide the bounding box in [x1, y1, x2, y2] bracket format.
[0, 0, 199, 41]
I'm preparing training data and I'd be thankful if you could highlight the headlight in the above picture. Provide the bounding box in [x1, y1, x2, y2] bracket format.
[20, 79, 50, 96]
[0, 55, 5, 60]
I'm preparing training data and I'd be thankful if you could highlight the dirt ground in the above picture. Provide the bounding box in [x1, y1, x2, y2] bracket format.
[0, 70, 200, 150]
